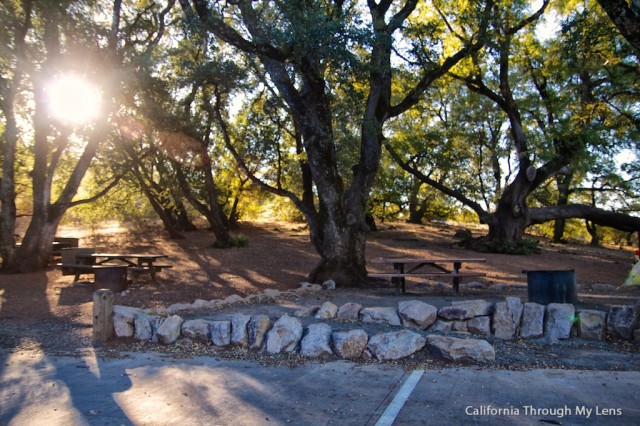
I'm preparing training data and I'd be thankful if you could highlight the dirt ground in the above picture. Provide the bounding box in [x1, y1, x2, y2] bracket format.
[1, 221, 639, 368]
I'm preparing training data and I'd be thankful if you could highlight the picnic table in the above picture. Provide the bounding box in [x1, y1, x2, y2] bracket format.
[59, 250, 172, 284]
[76, 253, 172, 283]
[368, 257, 486, 295]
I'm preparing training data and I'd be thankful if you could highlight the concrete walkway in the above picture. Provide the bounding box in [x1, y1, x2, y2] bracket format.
[1, 350, 639, 425]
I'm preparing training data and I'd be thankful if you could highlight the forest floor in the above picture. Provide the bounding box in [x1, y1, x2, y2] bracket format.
[1, 220, 639, 370]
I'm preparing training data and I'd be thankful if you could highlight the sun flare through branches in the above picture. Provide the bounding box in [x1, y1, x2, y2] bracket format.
[47, 74, 102, 125]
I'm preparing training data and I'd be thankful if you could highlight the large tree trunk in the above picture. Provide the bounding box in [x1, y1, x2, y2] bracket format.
[486, 172, 531, 242]
[10, 216, 60, 273]
[308, 208, 368, 286]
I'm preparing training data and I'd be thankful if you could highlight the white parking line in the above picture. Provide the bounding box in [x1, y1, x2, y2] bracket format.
[375, 370, 424, 426]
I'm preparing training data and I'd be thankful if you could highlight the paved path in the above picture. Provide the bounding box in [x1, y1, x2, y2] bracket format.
[1, 350, 639, 425]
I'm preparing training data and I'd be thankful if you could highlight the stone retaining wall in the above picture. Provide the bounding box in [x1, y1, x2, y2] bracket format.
[111, 282, 640, 364]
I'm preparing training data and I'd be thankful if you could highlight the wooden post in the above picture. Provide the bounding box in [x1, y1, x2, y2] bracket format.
[93, 289, 114, 343]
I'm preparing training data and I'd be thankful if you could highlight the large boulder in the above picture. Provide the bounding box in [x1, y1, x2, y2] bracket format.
[367, 330, 426, 361]
[398, 300, 438, 330]
[519, 302, 545, 339]
[337, 303, 363, 320]
[426, 336, 495, 362]
[360, 307, 401, 326]
[210, 321, 231, 347]
[156, 315, 184, 344]
[181, 319, 211, 342]
[578, 310, 606, 340]
[266, 315, 303, 354]
[315, 302, 339, 319]
[545, 303, 575, 341]
[492, 297, 523, 340]
[300, 324, 333, 357]
[607, 306, 639, 340]
[231, 314, 251, 347]
[248, 315, 271, 350]
[332, 330, 368, 359]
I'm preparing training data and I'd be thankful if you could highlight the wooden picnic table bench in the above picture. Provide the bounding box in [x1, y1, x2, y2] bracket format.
[76, 253, 172, 283]
[58, 250, 172, 284]
[368, 257, 486, 295]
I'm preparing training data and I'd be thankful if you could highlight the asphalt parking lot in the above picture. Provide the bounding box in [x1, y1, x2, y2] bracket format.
[1, 350, 639, 425]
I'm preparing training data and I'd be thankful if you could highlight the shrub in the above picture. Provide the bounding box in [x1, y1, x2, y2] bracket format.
[212, 234, 250, 249]
[463, 237, 541, 255]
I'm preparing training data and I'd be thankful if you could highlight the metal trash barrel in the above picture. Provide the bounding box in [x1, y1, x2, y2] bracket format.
[524, 270, 577, 305]
[94, 265, 128, 293]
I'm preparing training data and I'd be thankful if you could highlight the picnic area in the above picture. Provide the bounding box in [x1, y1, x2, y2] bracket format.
[1, 220, 638, 368]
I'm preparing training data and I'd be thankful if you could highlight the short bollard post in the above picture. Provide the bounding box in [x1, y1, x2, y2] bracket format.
[93, 289, 114, 343]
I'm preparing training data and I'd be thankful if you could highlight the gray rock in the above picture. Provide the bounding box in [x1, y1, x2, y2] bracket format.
[519, 302, 545, 339]
[360, 307, 401, 326]
[113, 305, 143, 321]
[223, 294, 244, 304]
[322, 280, 336, 290]
[210, 321, 231, 347]
[426, 336, 495, 362]
[492, 297, 524, 340]
[300, 323, 333, 357]
[299, 282, 322, 291]
[113, 315, 134, 338]
[398, 300, 437, 330]
[336, 303, 363, 320]
[266, 315, 303, 354]
[429, 320, 453, 333]
[315, 302, 339, 319]
[156, 315, 184, 344]
[607, 306, 639, 340]
[592, 284, 617, 292]
[181, 319, 211, 342]
[191, 299, 210, 309]
[367, 330, 426, 361]
[431, 282, 450, 292]
[332, 330, 368, 359]
[545, 303, 576, 342]
[490, 283, 507, 291]
[452, 321, 468, 332]
[248, 315, 271, 350]
[134, 312, 153, 341]
[437, 306, 467, 321]
[451, 300, 494, 318]
[231, 314, 251, 347]
[113, 306, 143, 337]
[578, 310, 606, 340]
[467, 316, 491, 336]
[294, 306, 320, 317]
[262, 289, 281, 298]
[167, 303, 192, 313]
[438, 300, 494, 320]
[461, 281, 489, 290]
